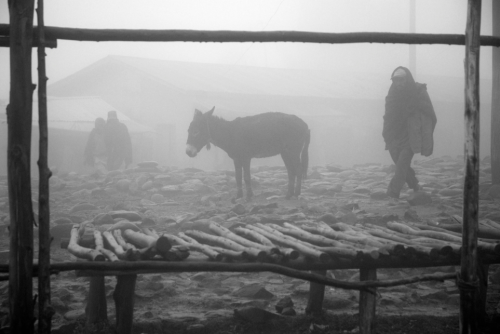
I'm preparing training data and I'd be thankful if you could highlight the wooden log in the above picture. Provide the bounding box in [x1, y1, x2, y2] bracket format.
[177, 233, 223, 261]
[388, 222, 500, 253]
[7, 0, 36, 332]
[36, 2, 53, 332]
[359, 268, 377, 334]
[122, 229, 171, 254]
[68, 225, 105, 261]
[184, 230, 266, 261]
[94, 231, 119, 262]
[0, 24, 499, 46]
[480, 219, 500, 231]
[492, 0, 500, 185]
[461, 1, 482, 332]
[233, 227, 299, 259]
[233, 226, 275, 246]
[102, 231, 130, 260]
[364, 229, 439, 257]
[0, 261, 458, 289]
[438, 223, 500, 239]
[313, 246, 360, 259]
[301, 225, 385, 248]
[305, 270, 326, 316]
[139, 228, 172, 253]
[270, 223, 346, 248]
[85, 276, 108, 328]
[158, 245, 190, 261]
[113, 230, 138, 252]
[113, 275, 136, 334]
[0, 35, 57, 48]
[122, 229, 156, 248]
[248, 225, 331, 262]
[410, 237, 459, 255]
[209, 223, 279, 254]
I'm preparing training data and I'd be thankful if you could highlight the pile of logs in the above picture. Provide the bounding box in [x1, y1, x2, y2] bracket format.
[66, 219, 500, 265]
[67, 222, 189, 262]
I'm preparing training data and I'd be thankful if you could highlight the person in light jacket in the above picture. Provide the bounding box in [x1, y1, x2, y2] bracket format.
[382, 66, 437, 199]
[83, 117, 108, 175]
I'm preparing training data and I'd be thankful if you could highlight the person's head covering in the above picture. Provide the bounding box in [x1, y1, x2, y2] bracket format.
[391, 68, 407, 79]
[95, 117, 105, 127]
[107, 110, 118, 120]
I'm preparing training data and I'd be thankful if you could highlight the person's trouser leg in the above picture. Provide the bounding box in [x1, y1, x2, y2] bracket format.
[94, 156, 108, 175]
[387, 146, 418, 198]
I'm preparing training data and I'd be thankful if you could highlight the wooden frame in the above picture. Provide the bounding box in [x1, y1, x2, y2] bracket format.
[4, 1, 492, 333]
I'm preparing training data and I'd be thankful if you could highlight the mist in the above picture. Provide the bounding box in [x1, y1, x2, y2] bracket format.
[0, 0, 496, 175]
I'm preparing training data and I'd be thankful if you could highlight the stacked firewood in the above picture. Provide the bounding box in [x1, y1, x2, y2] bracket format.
[67, 221, 190, 262]
[67, 220, 500, 264]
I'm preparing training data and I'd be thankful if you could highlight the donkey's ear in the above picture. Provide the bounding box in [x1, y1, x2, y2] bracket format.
[205, 106, 215, 117]
[194, 109, 203, 118]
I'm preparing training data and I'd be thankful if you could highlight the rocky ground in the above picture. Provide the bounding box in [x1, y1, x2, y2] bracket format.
[1, 155, 500, 334]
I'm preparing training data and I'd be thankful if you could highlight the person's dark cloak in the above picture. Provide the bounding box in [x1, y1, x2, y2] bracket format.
[104, 119, 132, 169]
[382, 66, 437, 156]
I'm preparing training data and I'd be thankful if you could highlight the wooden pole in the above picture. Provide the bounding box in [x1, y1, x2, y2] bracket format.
[113, 275, 137, 334]
[7, 1, 36, 334]
[492, 0, 500, 184]
[359, 268, 377, 334]
[36, 0, 53, 333]
[461, 0, 482, 333]
[0, 24, 499, 46]
[409, 0, 417, 76]
[85, 277, 108, 327]
[305, 270, 326, 316]
[0, 36, 57, 48]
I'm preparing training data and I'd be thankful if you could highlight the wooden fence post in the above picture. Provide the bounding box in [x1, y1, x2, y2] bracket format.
[460, 0, 482, 333]
[36, 0, 54, 333]
[85, 276, 108, 327]
[7, 1, 36, 333]
[305, 270, 326, 316]
[492, 0, 500, 184]
[359, 268, 377, 334]
[113, 275, 137, 334]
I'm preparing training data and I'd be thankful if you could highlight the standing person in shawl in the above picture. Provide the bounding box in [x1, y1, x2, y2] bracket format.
[383, 66, 437, 199]
[83, 117, 108, 176]
[104, 110, 133, 171]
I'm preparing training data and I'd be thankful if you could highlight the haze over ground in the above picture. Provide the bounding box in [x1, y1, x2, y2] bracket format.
[0, 0, 494, 100]
[0, 0, 496, 172]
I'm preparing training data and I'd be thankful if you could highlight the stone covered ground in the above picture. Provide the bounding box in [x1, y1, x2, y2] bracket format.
[1, 155, 500, 333]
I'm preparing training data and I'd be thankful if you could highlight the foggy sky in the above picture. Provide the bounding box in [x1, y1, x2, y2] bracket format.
[0, 0, 495, 100]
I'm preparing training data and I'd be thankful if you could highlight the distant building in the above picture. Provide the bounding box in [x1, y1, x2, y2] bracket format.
[46, 55, 492, 170]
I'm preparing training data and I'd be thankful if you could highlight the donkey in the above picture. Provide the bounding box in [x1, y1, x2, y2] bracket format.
[186, 107, 310, 200]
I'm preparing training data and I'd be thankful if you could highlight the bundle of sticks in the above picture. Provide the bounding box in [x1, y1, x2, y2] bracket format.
[67, 218, 500, 264]
[169, 220, 500, 263]
[67, 222, 190, 262]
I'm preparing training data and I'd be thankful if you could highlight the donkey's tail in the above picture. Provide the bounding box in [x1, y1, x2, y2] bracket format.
[301, 129, 310, 179]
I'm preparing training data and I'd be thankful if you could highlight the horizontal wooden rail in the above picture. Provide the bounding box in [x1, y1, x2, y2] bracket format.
[0, 24, 499, 46]
[0, 36, 57, 48]
[1, 261, 456, 291]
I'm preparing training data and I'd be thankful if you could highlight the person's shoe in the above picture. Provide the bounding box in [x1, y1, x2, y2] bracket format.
[386, 189, 400, 199]
[412, 185, 423, 192]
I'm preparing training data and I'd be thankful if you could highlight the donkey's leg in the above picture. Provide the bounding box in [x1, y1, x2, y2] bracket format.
[281, 153, 296, 199]
[294, 156, 303, 197]
[234, 159, 244, 199]
[242, 158, 254, 200]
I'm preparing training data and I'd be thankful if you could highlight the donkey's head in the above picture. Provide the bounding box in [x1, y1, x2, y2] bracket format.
[186, 106, 215, 157]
